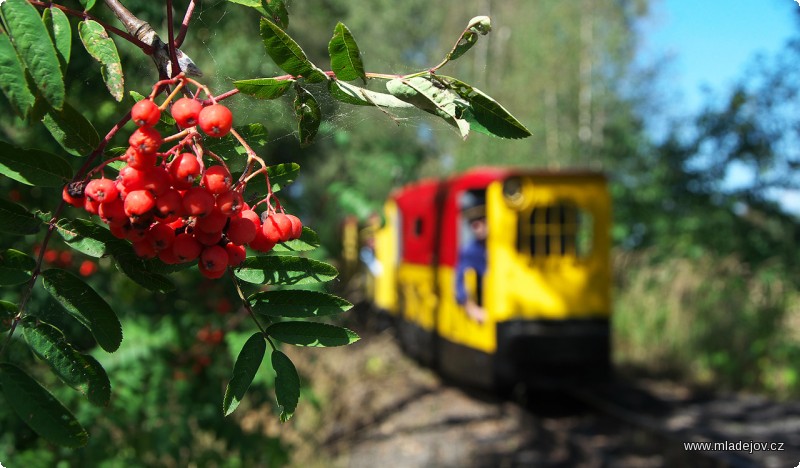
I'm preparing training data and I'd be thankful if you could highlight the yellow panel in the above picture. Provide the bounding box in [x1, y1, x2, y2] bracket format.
[485, 177, 612, 322]
[437, 267, 495, 353]
[397, 263, 437, 331]
[374, 201, 399, 314]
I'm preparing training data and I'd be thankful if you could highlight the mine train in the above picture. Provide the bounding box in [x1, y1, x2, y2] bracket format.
[343, 167, 612, 391]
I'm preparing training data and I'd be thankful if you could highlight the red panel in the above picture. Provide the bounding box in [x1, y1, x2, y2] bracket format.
[393, 179, 441, 265]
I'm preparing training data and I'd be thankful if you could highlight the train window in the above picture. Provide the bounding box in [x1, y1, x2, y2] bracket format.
[517, 202, 593, 258]
[413, 217, 424, 237]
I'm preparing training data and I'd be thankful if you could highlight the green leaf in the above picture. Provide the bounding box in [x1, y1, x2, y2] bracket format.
[41, 100, 101, 157]
[42, 7, 72, 75]
[263, 0, 289, 30]
[328, 80, 413, 108]
[0, 0, 65, 109]
[259, 18, 327, 83]
[293, 85, 320, 147]
[202, 123, 269, 161]
[447, 16, 491, 62]
[328, 22, 366, 83]
[239, 162, 299, 198]
[78, 20, 124, 101]
[108, 242, 175, 293]
[0, 198, 40, 235]
[272, 350, 299, 422]
[56, 218, 116, 258]
[0, 363, 88, 448]
[0, 140, 73, 186]
[272, 226, 319, 252]
[41, 268, 123, 352]
[267, 321, 359, 347]
[387, 76, 470, 139]
[222, 332, 266, 416]
[79, 0, 97, 11]
[234, 255, 338, 285]
[234, 78, 294, 99]
[0, 300, 15, 332]
[227, 0, 261, 7]
[249, 290, 352, 318]
[441, 76, 531, 139]
[0, 248, 35, 286]
[0, 33, 35, 118]
[22, 319, 111, 407]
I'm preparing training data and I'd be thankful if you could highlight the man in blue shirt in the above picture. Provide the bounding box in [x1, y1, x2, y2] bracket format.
[455, 203, 488, 323]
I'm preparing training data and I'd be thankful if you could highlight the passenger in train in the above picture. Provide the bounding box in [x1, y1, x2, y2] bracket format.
[455, 196, 488, 324]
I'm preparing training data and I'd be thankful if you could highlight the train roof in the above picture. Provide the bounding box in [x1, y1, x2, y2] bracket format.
[390, 167, 606, 201]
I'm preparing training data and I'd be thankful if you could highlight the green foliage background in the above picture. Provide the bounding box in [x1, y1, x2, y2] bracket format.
[2, 0, 800, 464]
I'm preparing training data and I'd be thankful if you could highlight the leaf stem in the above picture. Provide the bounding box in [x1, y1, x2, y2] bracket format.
[165, 0, 180, 78]
[230, 275, 276, 350]
[174, 0, 196, 48]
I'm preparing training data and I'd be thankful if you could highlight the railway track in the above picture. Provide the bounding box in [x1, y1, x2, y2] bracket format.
[283, 331, 797, 467]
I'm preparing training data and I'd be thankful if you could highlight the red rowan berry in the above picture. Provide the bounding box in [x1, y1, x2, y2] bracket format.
[168, 152, 201, 189]
[199, 262, 226, 279]
[98, 198, 127, 226]
[200, 245, 228, 272]
[249, 228, 277, 253]
[125, 146, 157, 170]
[79, 260, 98, 277]
[225, 242, 246, 266]
[155, 189, 184, 219]
[109, 222, 131, 239]
[193, 228, 223, 246]
[239, 209, 261, 230]
[147, 222, 176, 251]
[84, 197, 100, 215]
[126, 227, 149, 243]
[131, 99, 161, 127]
[182, 187, 216, 218]
[202, 165, 232, 194]
[286, 214, 303, 240]
[263, 214, 292, 243]
[120, 166, 148, 191]
[158, 246, 179, 265]
[217, 190, 243, 216]
[171, 97, 203, 128]
[173, 232, 202, 262]
[198, 104, 233, 138]
[226, 216, 257, 245]
[124, 190, 156, 218]
[140, 166, 171, 196]
[62, 185, 84, 208]
[132, 239, 157, 259]
[129, 126, 163, 154]
[85, 178, 119, 204]
[195, 207, 229, 233]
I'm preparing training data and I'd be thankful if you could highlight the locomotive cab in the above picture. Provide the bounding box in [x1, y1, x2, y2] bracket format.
[371, 169, 612, 391]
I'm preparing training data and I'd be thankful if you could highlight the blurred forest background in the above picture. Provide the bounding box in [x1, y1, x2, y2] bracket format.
[2, 0, 800, 465]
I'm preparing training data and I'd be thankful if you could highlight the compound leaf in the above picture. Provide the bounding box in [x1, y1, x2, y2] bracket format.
[0, 33, 35, 119]
[267, 321, 359, 347]
[260, 18, 326, 83]
[41, 268, 122, 353]
[272, 350, 299, 422]
[0, 198, 40, 235]
[234, 77, 294, 99]
[56, 218, 116, 258]
[41, 100, 101, 157]
[328, 80, 412, 108]
[234, 255, 337, 285]
[0, 248, 35, 286]
[22, 319, 111, 407]
[78, 20, 124, 101]
[0, 363, 88, 448]
[442, 76, 531, 139]
[328, 22, 365, 83]
[223, 332, 266, 416]
[249, 289, 352, 318]
[293, 85, 320, 147]
[0, 140, 73, 186]
[0, 0, 65, 109]
[42, 7, 71, 74]
[272, 227, 319, 252]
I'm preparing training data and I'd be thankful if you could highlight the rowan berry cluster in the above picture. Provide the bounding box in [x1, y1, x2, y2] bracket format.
[62, 76, 302, 279]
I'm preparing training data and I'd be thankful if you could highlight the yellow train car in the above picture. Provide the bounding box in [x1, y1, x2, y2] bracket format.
[358, 168, 612, 390]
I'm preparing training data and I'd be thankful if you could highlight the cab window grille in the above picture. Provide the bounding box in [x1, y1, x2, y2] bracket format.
[517, 202, 593, 258]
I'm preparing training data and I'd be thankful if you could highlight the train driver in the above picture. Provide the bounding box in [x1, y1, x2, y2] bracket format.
[455, 196, 488, 324]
